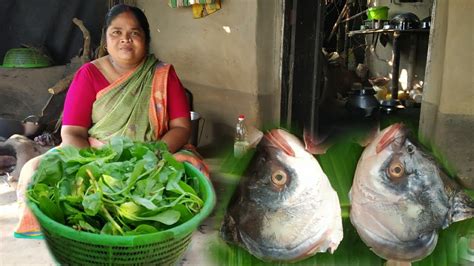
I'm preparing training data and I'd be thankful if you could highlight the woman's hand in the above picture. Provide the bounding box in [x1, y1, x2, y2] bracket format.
[174, 145, 210, 178]
[161, 117, 191, 153]
[60, 125, 90, 149]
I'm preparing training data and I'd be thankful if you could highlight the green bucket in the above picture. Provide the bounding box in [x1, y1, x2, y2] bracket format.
[367, 6, 389, 21]
[29, 163, 216, 265]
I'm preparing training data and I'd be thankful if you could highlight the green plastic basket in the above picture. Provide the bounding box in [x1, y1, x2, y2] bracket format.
[29, 163, 216, 265]
[2, 47, 52, 68]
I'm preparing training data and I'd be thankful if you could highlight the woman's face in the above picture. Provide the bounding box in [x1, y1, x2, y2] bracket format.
[106, 11, 147, 66]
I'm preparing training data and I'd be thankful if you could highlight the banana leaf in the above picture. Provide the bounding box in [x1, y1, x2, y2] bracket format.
[213, 130, 473, 265]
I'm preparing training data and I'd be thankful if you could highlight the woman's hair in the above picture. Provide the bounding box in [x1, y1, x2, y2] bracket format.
[103, 4, 151, 51]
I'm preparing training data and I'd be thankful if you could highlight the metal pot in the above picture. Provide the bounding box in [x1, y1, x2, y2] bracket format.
[0, 115, 43, 139]
[189, 111, 204, 147]
[346, 87, 380, 117]
[22, 115, 42, 137]
[421, 16, 431, 29]
[390, 13, 421, 30]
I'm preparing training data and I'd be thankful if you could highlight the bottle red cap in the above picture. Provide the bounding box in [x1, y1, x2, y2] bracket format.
[238, 114, 245, 120]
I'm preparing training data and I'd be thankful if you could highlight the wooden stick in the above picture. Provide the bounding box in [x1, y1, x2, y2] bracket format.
[327, 3, 350, 42]
[72, 18, 91, 64]
[48, 73, 74, 95]
[48, 18, 92, 95]
[341, 8, 368, 23]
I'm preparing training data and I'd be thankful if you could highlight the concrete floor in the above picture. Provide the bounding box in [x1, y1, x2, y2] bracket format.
[0, 159, 226, 266]
[1, 177, 57, 265]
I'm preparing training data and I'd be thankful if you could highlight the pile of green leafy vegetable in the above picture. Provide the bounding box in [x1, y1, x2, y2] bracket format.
[27, 137, 204, 236]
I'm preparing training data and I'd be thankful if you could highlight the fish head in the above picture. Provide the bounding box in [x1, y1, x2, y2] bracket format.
[362, 123, 448, 215]
[222, 129, 343, 262]
[350, 123, 474, 261]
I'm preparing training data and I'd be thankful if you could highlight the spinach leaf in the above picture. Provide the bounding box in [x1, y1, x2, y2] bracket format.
[82, 191, 103, 216]
[32, 153, 63, 186]
[132, 195, 158, 210]
[118, 202, 181, 225]
[124, 224, 158, 235]
[77, 220, 100, 233]
[143, 150, 158, 170]
[38, 196, 64, 224]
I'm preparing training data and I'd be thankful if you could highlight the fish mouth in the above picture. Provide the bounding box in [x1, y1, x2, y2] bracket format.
[239, 229, 333, 262]
[375, 123, 408, 153]
[354, 224, 438, 261]
[264, 129, 295, 157]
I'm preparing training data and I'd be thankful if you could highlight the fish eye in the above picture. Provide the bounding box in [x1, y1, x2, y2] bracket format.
[271, 170, 288, 187]
[407, 144, 414, 154]
[387, 161, 405, 181]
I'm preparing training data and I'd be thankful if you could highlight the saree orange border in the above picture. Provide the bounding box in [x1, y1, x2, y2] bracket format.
[96, 67, 135, 98]
[150, 64, 170, 139]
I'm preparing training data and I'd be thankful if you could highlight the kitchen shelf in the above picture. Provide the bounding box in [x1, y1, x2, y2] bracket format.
[347, 28, 429, 111]
[347, 28, 429, 37]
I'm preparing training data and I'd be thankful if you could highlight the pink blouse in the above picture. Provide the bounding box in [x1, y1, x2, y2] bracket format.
[62, 63, 190, 128]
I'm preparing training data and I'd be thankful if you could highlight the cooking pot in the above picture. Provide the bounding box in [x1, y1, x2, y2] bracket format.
[390, 12, 421, 30]
[0, 115, 43, 139]
[346, 87, 380, 118]
[421, 16, 431, 29]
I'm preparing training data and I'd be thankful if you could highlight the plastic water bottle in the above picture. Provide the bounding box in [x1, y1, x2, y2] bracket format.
[234, 115, 249, 158]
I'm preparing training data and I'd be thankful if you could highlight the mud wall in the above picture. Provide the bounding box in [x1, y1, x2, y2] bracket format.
[137, 0, 283, 151]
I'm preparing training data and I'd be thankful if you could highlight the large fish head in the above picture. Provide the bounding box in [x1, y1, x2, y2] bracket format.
[221, 129, 343, 262]
[350, 123, 474, 261]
